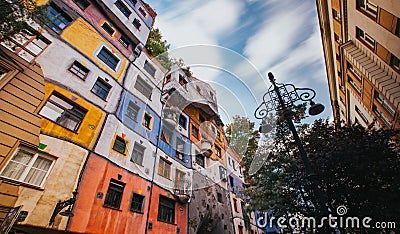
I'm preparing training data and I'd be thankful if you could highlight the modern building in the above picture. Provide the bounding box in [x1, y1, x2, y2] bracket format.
[316, 0, 400, 129]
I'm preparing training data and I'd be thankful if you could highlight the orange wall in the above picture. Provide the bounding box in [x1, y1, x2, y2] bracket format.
[69, 153, 187, 234]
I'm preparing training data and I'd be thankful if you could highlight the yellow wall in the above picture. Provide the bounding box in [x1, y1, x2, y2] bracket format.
[61, 18, 127, 81]
[40, 83, 105, 149]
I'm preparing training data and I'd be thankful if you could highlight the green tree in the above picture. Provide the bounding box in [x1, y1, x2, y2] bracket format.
[0, 0, 43, 40]
[244, 116, 400, 232]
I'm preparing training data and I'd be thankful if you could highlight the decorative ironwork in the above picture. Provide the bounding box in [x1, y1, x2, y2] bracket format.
[49, 191, 77, 225]
[254, 74, 317, 119]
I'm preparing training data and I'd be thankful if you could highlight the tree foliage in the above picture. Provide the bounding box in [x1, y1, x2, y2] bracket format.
[0, 0, 43, 40]
[243, 115, 400, 232]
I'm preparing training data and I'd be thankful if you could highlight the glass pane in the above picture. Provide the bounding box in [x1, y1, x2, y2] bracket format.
[24, 168, 46, 186]
[1, 161, 27, 180]
[32, 156, 52, 170]
[39, 102, 63, 121]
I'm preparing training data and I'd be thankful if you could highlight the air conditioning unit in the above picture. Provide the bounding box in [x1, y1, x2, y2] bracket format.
[133, 43, 143, 57]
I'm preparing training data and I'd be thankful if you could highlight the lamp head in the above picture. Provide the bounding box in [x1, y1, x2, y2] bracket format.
[259, 118, 273, 134]
[60, 206, 74, 217]
[308, 100, 325, 116]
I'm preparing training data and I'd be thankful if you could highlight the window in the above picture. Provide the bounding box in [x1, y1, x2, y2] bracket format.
[215, 145, 221, 158]
[356, 27, 375, 49]
[130, 193, 144, 212]
[355, 105, 369, 124]
[158, 196, 175, 223]
[134, 76, 153, 99]
[97, 47, 120, 70]
[347, 62, 362, 81]
[373, 105, 391, 127]
[161, 127, 173, 145]
[165, 74, 172, 84]
[347, 76, 362, 94]
[125, 101, 140, 121]
[174, 169, 185, 190]
[178, 74, 187, 86]
[199, 114, 205, 123]
[69, 60, 89, 79]
[238, 225, 244, 234]
[101, 22, 115, 36]
[104, 180, 125, 209]
[334, 33, 342, 43]
[72, 0, 89, 10]
[178, 114, 187, 130]
[1, 29, 51, 62]
[144, 60, 156, 77]
[131, 142, 145, 165]
[0, 146, 55, 187]
[356, 0, 378, 19]
[233, 198, 238, 212]
[113, 136, 127, 154]
[91, 78, 111, 100]
[391, 54, 400, 72]
[119, 35, 130, 48]
[138, 7, 147, 17]
[217, 192, 223, 203]
[158, 158, 171, 179]
[195, 153, 205, 167]
[191, 124, 199, 139]
[175, 138, 184, 160]
[396, 18, 400, 36]
[133, 18, 141, 29]
[332, 9, 341, 22]
[142, 112, 152, 129]
[115, 0, 131, 17]
[39, 92, 87, 132]
[217, 131, 222, 141]
[374, 91, 395, 117]
[219, 166, 226, 180]
[46, 2, 73, 33]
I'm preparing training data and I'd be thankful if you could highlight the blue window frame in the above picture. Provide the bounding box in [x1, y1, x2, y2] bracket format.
[46, 3, 73, 33]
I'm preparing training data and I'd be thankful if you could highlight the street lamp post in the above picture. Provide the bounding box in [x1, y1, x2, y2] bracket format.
[254, 72, 327, 213]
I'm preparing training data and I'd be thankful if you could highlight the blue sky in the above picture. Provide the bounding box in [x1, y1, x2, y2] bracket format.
[146, 0, 332, 125]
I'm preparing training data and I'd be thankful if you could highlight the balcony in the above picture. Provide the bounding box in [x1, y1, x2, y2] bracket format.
[173, 189, 191, 204]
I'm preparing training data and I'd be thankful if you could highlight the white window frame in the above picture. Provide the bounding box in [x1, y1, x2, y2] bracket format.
[0, 146, 55, 188]
[95, 44, 122, 72]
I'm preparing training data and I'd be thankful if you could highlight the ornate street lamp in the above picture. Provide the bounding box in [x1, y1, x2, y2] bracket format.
[254, 72, 327, 212]
[49, 191, 77, 226]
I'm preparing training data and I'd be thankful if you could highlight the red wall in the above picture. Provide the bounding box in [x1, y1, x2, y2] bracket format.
[68, 153, 187, 233]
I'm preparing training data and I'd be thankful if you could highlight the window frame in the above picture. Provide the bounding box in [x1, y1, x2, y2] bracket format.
[125, 101, 140, 122]
[134, 76, 153, 99]
[142, 112, 152, 129]
[356, 0, 378, 19]
[72, 0, 90, 10]
[101, 22, 115, 36]
[45, 2, 73, 33]
[130, 193, 145, 213]
[131, 142, 145, 165]
[178, 114, 187, 130]
[215, 145, 221, 158]
[390, 54, 400, 72]
[119, 35, 130, 48]
[0, 146, 55, 188]
[112, 135, 128, 155]
[97, 46, 120, 71]
[175, 138, 185, 161]
[39, 92, 87, 132]
[104, 180, 125, 209]
[143, 60, 156, 77]
[157, 196, 175, 224]
[191, 124, 199, 139]
[69, 60, 90, 80]
[133, 18, 141, 30]
[174, 169, 185, 191]
[356, 27, 375, 49]
[91, 77, 112, 100]
[158, 157, 171, 179]
[115, 0, 132, 17]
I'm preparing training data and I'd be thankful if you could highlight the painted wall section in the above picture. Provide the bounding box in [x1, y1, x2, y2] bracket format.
[61, 18, 127, 80]
[40, 82, 105, 149]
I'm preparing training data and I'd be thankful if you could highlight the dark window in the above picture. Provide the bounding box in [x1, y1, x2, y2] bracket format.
[396, 18, 400, 36]
[373, 105, 392, 128]
[131, 142, 145, 165]
[233, 198, 238, 212]
[72, 0, 90, 10]
[69, 60, 89, 79]
[97, 47, 120, 70]
[179, 114, 187, 129]
[356, 0, 378, 19]
[238, 225, 244, 234]
[158, 158, 171, 179]
[115, 0, 131, 17]
[195, 153, 205, 167]
[144, 60, 156, 76]
[46, 2, 73, 33]
[178, 74, 187, 86]
[175, 138, 184, 160]
[199, 114, 205, 123]
[133, 18, 141, 29]
[356, 26, 375, 49]
[332, 9, 341, 22]
[158, 196, 175, 223]
[191, 125, 199, 139]
[91, 78, 111, 100]
[104, 180, 125, 209]
[391, 54, 400, 72]
[119, 35, 130, 48]
[217, 193, 223, 203]
[130, 193, 144, 212]
[334, 33, 342, 43]
[134, 76, 153, 99]
[101, 22, 115, 36]
[138, 7, 146, 17]
[215, 145, 221, 157]
[229, 176, 234, 187]
[125, 101, 140, 121]
[219, 166, 226, 180]
[39, 92, 87, 132]
[374, 91, 395, 116]
[113, 136, 127, 154]
[142, 113, 152, 129]
[217, 131, 222, 141]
